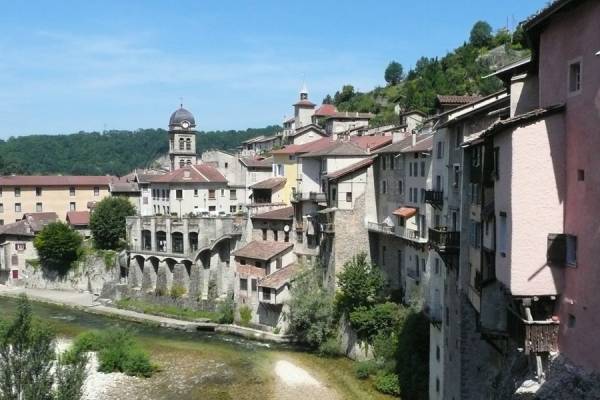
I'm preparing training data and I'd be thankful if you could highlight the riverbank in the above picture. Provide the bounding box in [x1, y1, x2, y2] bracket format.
[0, 286, 292, 343]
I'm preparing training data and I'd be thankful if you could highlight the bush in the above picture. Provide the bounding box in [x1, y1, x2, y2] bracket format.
[317, 337, 341, 357]
[335, 252, 384, 317]
[90, 197, 136, 250]
[374, 372, 401, 396]
[170, 285, 187, 299]
[217, 295, 235, 324]
[286, 266, 335, 348]
[239, 305, 252, 327]
[33, 222, 83, 274]
[348, 302, 399, 341]
[354, 360, 377, 380]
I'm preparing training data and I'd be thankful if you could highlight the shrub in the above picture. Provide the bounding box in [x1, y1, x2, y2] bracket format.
[374, 372, 401, 396]
[286, 265, 335, 348]
[170, 285, 187, 299]
[90, 197, 136, 250]
[239, 306, 252, 327]
[354, 360, 377, 380]
[217, 295, 235, 324]
[317, 337, 341, 357]
[207, 278, 218, 300]
[154, 287, 166, 296]
[272, 326, 281, 335]
[335, 252, 384, 317]
[348, 302, 399, 341]
[33, 222, 83, 274]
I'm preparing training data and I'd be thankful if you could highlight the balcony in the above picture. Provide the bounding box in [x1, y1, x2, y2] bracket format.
[424, 304, 443, 325]
[506, 308, 559, 354]
[425, 190, 443, 206]
[368, 222, 394, 235]
[292, 191, 327, 203]
[367, 222, 428, 244]
[429, 227, 460, 254]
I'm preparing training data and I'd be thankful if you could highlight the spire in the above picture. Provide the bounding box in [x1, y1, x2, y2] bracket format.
[300, 81, 308, 100]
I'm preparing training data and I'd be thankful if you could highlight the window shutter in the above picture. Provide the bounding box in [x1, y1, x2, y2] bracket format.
[547, 234, 566, 265]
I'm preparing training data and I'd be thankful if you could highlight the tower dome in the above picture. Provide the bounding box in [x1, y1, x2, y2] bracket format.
[169, 107, 196, 130]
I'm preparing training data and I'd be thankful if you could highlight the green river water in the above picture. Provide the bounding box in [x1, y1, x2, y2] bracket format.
[0, 297, 393, 400]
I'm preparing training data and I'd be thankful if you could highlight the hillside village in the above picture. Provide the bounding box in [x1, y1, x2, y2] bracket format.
[0, 1, 599, 399]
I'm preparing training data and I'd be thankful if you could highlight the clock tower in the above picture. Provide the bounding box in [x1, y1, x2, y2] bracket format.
[168, 106, 197, 170]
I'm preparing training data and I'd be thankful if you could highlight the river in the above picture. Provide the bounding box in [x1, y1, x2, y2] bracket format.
[0, 297, 393, 400]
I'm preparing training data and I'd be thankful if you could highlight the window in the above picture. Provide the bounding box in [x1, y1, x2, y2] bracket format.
[420, 188, 425, 203]
[331, 187, 337, 202]
[421, 258, 426, 273]
[0, 204, 3, 213]
[36, 187, 42, 196]
[382, 181, 387, 194]
[398, 180, 403, 194]
[273, 230, 278, 241]
[262, 229, 267, 241]
[176, 189, 183, 200]
[240, 259, 247, 265]
[568, 313, 576, 328]
[566, 235, 577, 266]
[221, 189, 224, 197]
[436, 345, 440, 361]
[230, 190, 237, 200]
[389, 155, 394, 170]
[568, 60, 581, 94]
[498, 212, 507, 256]
[493, 147, 500, 180]
[382, 156, 387, 170]
[455, 125, 463, 148]
[284, 231, 289, 242]
[346, 192, 352, 203]
[437, 141, 444, 159]
[69, 187, 75, 196]
[208, 189, 216, 199]
[224, 162, 229, 168]
[453, 166, 460, 188]
[578, 169, 585, 181]
[36, 202, 42, 212]
[179, 138, 184, 150]
[263, 287, 271, 301]
[240, 278, 248, 291]
[420, 161, 425, 177]
[381, 246, 386, 266]
[185, 138, 191, 150]
[15, 243, 26, 251]
[409, 163, 413, 176]
[208, 205, 216, 212]
[276, 257, 282, 269]
[230, 205, 236, 213]
[0, 188, 2, 197]
[179, 159, 185, 168]
[470, 222, 481, 249]
[194, 189, 198, 196]
[14, 187, 20, 197]
[70, 202, 76, 211]
[14, 203, 21, 212]
[251, 279, 257, 292]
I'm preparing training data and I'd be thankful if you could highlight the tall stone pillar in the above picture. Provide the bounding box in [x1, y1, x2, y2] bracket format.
[141, 259, 157, 293]
[150, 218, 156, 252]
[129, 257, 143, 289]
[166, 218, 173, 254]
[172, 263, 190, 294]
[189, 261, 203, 300]
[156, 261, 173, 295]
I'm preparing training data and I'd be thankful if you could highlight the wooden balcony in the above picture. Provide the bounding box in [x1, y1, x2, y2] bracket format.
[425, 190, 443, 206]
[507, 308, 559, 354]
[429, 227, 460, 254]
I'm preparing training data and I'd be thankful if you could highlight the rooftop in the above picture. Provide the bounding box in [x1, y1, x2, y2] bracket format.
[239, 156, 273, 168]
[66, 211, 91, 226]
[435, 95, 482, 106]
[249, 176, 287, 190]
[0, 175, 112, 187]
[0, 220, 34, 237]
[259, 263, 300, 289]
[22, 212, 59, 232]
[326, 157, 374, 181]
[151, 164, 227, 184]
[313, 104, 338, 117]
[325, 111, 375, 121]
[233, 240, 293, 261]
[251, 206, 294, 221]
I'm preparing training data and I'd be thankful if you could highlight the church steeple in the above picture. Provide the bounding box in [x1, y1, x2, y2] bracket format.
[168, 105, 197, 171]
[300, 82, 309, 100]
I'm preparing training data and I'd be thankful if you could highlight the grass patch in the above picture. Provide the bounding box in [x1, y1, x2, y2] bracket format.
[115, 298, 220, 322]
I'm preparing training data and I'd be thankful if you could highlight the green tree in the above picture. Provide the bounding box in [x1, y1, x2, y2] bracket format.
[286, 265, 335, 347]
[335, 252, 384, 316]
[384, 61, 403, 85]
[33, 222, 83, 274]
[470, 20, 493, 48]
[90, 197, 136, 250]
[0, 295, 87, 400]
[322, 94, 333, 104]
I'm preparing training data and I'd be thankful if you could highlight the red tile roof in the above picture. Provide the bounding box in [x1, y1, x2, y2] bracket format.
[233, 240, 293, 261]
[249, 177, 286, 190]
[393, 207, 417, 218]
[0, 175, 112, 187]
[66, 211, 90, 226]
[23, 212, 59, 232]
[251, 206, 293, 221]
[151, 164, 227, 184]
[293, 99, 316, 107]
[239, 156, 273, 168]
[271, 137, 334, 155]
[326, 157, 374, 181]
[259, 263, 300, 289]
[349, 135, 393, 151]
[314, 104, 338, 117]
[402, 135, 433, 153]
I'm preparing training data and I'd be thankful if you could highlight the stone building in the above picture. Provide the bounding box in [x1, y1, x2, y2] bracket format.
[0, 212, 58, 285]
[168, 106, 197, 170]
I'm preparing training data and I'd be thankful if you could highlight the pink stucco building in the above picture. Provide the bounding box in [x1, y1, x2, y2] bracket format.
[525, 0, 600, 371]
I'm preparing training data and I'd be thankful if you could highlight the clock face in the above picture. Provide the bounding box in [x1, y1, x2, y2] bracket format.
[182, 121, 190, 129]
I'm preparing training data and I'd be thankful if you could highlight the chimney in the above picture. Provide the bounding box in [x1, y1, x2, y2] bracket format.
[412, 130, 417, 146]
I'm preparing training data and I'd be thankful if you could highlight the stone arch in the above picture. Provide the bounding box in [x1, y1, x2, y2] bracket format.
[156, 258, 175, 295]
[142, 256, 160, 293]
[129, 255, 145, 288]
[173, 262, 191, 295]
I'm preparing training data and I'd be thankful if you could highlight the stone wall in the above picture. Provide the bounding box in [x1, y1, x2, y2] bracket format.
[20, 253, 120, 295]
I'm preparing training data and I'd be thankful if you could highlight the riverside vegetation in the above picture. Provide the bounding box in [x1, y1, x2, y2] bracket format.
[286, 253, 429, 398]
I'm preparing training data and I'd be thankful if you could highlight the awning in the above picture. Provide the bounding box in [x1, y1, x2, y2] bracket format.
[393, 207, 417, 218]
[318, 207, 338, 214]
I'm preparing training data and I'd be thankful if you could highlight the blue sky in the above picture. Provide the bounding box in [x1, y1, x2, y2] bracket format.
[0, 0, 547, 138]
